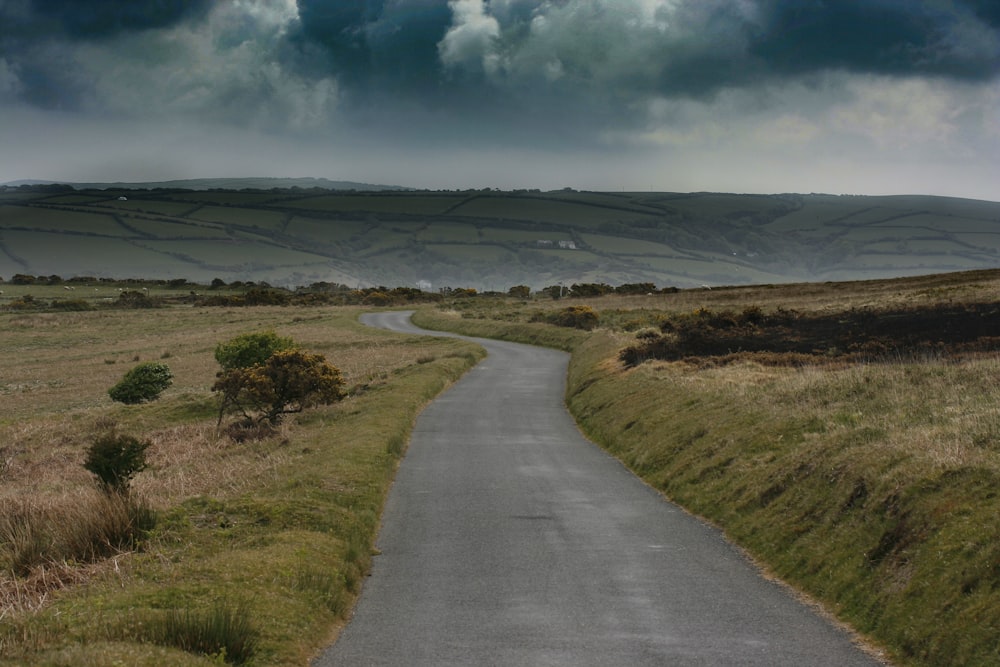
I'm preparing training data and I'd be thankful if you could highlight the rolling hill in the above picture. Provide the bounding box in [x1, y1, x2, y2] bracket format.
[2, 184, 999, 290]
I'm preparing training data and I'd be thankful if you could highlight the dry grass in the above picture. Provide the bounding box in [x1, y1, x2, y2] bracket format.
[0, 303, 482, 664]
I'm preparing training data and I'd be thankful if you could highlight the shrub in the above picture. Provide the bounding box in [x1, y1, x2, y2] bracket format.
[108, 361, 173, 404]
[50, 298, 94, 311]
[213, 349, 345, 425]
[83, 432, 150, 493]
[214, 331, 295, 371]
[549, 305, 600, 330]
[117, 290, 161, 308]
[507, 285, 531, 299]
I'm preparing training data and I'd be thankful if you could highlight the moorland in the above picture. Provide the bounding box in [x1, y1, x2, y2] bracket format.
[2, 269, 1000, 665]
[3, 182, 1000, 290]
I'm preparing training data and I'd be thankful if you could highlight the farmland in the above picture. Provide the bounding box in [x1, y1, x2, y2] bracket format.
[2, 185, 1000, 290]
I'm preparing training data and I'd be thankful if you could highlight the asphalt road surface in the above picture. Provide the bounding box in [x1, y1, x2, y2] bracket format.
[313, 311, 883, 666]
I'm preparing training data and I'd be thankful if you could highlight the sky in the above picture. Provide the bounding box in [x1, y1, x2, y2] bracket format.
[1, 0, 999, 200]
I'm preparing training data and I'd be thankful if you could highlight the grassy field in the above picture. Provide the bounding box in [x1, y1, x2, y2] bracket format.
[0, 301, 484, 666]
[411, 269, 1000, 667]
[4, 187, 1000, 291]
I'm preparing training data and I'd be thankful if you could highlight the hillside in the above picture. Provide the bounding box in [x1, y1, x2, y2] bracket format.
[2, 185, 999, 289]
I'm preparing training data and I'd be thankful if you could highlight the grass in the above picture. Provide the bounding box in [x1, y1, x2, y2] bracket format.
[412, 270, 1000, 667]
[0, 304, 484, 665]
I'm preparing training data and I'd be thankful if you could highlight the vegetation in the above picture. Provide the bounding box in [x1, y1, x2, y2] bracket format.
[83, 432, 151, 493]
[3, 186, 1000, 290]
[4, 266, 1000, 665]
[108, 361, 174, 404]
[213, 348, 346, 426]
[0, 302, 484, 665]
[214, 331, 295, 371]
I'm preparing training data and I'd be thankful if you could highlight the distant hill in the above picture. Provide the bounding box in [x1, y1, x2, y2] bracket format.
[1, 177, 409, 191]
[2, 187, 999, 290]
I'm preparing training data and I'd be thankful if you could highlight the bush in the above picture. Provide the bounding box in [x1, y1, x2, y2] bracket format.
[214, 331, 294, 371]
[108, 361, 173, 404]
[83, 432, 150, 493]
[117, 290, 161, 308]
[549, 305, 600, 330]
[213, 349, 345, 425]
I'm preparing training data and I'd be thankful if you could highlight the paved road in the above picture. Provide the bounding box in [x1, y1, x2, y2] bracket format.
[314, 311, 883, 666]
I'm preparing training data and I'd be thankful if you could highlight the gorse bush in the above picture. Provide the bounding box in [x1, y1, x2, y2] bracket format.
[84, 432, 150, 493]
[547, 305, 600, 330]
[108, 361, 173, 404]
[214, 349, 345, 425]
[214, 330, 294, 371]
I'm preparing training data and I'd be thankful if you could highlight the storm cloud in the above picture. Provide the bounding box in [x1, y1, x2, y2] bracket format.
[2, 1, 999, 198]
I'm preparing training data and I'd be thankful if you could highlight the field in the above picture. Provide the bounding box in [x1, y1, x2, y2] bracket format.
[3, 186, 1000, 291]
[0, 298, 484, 665]
[4, 269, 1000, 664]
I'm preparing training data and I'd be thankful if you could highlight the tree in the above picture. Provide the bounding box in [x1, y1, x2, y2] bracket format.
[213, 349, 345, 425]
[214, 331, 294, 371]
[108, 362, 173, 404]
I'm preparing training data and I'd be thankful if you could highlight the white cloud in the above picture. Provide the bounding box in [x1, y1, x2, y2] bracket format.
[64, 1, 338, 132]
[438, 0, 502, 74]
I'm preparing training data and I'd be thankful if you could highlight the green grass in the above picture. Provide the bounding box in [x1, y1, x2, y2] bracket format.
[283, 194, 465, 215]
[187, 207, 288, 229]
[448, 195, 661, 227]
[0, 206, 128, 236]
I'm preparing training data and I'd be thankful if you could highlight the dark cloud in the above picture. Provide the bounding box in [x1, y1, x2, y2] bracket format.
[279, 0, 1000, 124]
[750, 0, 1000, 80]
[2, 0, 999, 147]
[1, 0, 212, 40]
[293, 0, 453, 94]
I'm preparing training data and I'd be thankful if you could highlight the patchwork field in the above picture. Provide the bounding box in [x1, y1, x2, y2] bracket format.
[2, 185, 1000, 290]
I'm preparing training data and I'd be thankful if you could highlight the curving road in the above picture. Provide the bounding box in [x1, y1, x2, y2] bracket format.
[313, 311, 883, 666]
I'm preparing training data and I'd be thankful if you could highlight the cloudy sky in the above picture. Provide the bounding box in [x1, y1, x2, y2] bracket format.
[1, 0, 999, 199]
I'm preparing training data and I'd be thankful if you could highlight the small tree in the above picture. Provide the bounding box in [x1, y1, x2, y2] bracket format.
[108, 362, 173, 404]
[84, 432, 150, 493]
[213, 349, 345, 425]
[214, 331, 294, 371]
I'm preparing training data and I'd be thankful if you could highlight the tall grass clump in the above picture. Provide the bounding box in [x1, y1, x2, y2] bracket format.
[135, 600, 258, 665]
[0, 493, 155, 576]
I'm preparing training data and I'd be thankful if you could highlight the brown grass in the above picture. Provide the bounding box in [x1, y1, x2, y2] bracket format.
[0, 303, 475, 656]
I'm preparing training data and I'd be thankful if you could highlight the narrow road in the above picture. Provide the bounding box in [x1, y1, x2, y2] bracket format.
[314, 311, 883, 666]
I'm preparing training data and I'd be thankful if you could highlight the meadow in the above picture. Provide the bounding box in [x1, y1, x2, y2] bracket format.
[0, 298, 483, 665]
[3, 259, 1000, 664]
[3, 186, 1000, 291]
